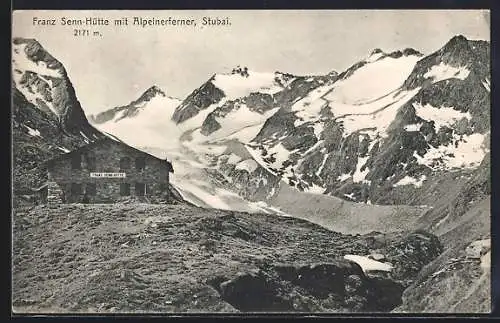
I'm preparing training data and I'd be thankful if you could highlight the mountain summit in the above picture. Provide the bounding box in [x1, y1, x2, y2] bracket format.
[89, 85, 175, 125]
[142, 85, 166, 98]
[12, 38, 101, 137]
[90, 86, 182, 150]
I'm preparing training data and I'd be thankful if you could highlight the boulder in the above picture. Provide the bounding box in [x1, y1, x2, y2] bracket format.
[465, 238, 491, 259]
[368, 253, 386, 261]
[213, 271, 292, 312]
[384, 230, 443, 283]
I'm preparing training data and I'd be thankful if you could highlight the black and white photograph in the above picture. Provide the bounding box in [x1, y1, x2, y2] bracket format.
[11, 9, 491, 314]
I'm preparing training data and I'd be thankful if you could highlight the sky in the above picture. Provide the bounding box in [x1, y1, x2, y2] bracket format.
[12, 10, 490, 115]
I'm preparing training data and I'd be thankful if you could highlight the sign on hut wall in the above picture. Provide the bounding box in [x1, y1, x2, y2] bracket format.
[90, 172, 127, 178]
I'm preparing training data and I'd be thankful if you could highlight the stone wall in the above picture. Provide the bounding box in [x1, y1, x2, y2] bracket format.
[47, 139, 171, 203]
[47, 181, 64, 204]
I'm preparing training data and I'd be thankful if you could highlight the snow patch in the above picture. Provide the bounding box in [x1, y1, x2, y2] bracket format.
[268, 143, 294, 169]
[482, 78, 490, 92]
[344, 254, 393, 273]
[414, 133, 488, 170]
[24, 125, 41, 137]
[326, 54, 420, 104]
[303, 183, 325, 194]
[207, 104, 280, 143]
[338, 88, 421, 138]
[480, 251, 491, 271]
[249, 201, 291, 216]
[12, 43, 62, 78]
[245, 142, 297, 178]
[394, 174, 427, 188]
[291, 84, 333, 127]
[212, 71, 283, 100]
[414, 103, 472, 132]
[352, 156, 370, 183]
[435, 214, 450, 229]
[344, 192, 356, 200]
[316, 154, 329, 177]
[337, 173, 351, 182]
[12, 43, 62, 116]
[312, 122, 324, 138]
[101, 131, 122, 142]
[404, 123, 423, 132]
[235, 159, 258, 173]
[423, 62, 470, 83]
[227, 153, 242, 164]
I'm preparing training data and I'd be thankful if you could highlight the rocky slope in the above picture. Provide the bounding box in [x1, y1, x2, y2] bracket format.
[12, 203, 442, 313]
[394, 153, 491, 313]
[12, 38, 105, 197]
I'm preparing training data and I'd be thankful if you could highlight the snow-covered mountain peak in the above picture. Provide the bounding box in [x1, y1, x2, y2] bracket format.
[402, 35, 489, 91]
[370, 48, 384, 55]
[443, 34, 470, 50]
[171, 67, 302, 125]
[142, 85, 166, 98]
[12, 38, 102, 141]
[211, 68, 289, 100]
[89, 85, 181, 126]
[365, 47, 423, 64]
[12, 38, 66, 117]
[402, 48, 423, 57]
[92, 91, 182, 150]
[12, 38, 64, 74]
[366, 48, 385, 62]
[132, 85, 182, 106]
[326, 70, 339, 78]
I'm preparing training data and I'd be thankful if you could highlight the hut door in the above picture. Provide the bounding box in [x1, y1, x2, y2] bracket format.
[135, 183, 145, 196]
[120, 183, 131, 196]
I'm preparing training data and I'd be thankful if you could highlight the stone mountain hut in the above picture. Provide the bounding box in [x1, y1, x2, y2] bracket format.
[43, 138, 174, 204]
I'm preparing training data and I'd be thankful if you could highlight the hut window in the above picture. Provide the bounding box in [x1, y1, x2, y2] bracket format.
[135, 183, 145, 196]
[120, 157, 131, 171]
[135, 157, 146, 171]
[120, 183, 131, 196]
[87, 155, 96, 171]
[71, 153, 82, 170]
[85, 183, 96, 196]
[71, 183, 82, 196]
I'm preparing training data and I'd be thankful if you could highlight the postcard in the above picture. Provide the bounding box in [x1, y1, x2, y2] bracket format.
[11, 9, 491, 314]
